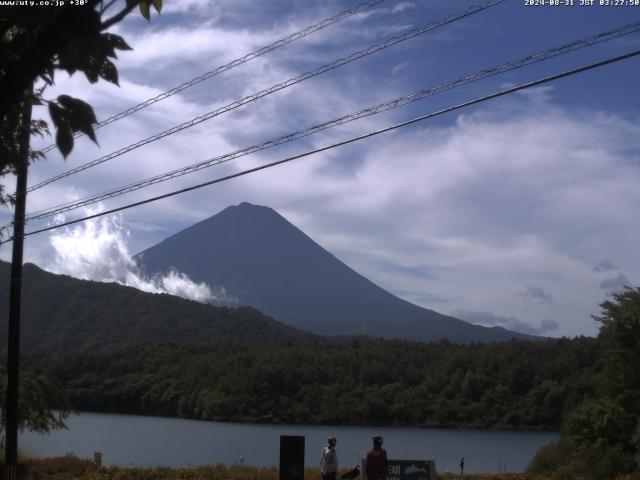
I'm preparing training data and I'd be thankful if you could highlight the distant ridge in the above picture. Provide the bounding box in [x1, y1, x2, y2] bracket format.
[0, 261, 324, 351]
[136, 202, 537, 343]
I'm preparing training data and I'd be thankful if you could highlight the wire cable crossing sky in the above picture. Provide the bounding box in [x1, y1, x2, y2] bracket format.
[27, 0, 506, 192]
[37, 0, 391, 155]
[21, 21, 640, 223]
[6, 48, 637, 245]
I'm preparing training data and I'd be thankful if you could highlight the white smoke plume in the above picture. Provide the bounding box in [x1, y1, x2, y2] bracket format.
[45, 209, 234, 304]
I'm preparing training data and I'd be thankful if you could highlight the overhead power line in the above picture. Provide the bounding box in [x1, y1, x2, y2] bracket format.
[27, 0, 506, 192]
[4, 48, 637, 245]
[38, 0, 391, 155]
[22, 21, 640, 222]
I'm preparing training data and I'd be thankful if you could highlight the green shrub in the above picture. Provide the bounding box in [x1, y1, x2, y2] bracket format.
[527, 440, 571, 476]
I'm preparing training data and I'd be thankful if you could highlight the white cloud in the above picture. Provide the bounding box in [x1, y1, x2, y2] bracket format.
[160, 0, 213, 14]
[391, 61, 410, 75]
[453, 310, 559, 336]
[392, 2, 416, 14]
[117, 26, 274, 71]
[44, 207, 234, 305]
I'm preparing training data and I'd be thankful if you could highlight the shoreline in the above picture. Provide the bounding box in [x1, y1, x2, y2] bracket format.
[61, 410, 560, 434]
[22, 411, 558, 474]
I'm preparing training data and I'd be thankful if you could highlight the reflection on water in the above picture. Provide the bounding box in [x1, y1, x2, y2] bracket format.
[21, 412, 557, 474]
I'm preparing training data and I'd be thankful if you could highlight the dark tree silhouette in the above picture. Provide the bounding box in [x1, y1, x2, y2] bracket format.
[0, 0, 162, 204]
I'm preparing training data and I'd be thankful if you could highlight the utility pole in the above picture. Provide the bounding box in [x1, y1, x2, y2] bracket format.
[4, 90, 33, 480]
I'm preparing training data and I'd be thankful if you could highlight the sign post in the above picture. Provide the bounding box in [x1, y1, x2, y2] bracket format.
[279, 435, 305, 480]
[362, 459, 437, 480]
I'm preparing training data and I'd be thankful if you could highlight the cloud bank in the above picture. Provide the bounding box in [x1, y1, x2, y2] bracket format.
[46, 209, 235, 305]
[453, 310, 559, 336]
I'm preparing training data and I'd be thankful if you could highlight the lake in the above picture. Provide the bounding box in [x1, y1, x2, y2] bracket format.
[20, 412, 557, 474]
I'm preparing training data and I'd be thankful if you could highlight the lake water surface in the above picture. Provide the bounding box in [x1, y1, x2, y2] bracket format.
[20, 412, 557, 474]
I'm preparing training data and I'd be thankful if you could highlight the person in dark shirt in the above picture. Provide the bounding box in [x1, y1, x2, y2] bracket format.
[365, 436, 387, 480]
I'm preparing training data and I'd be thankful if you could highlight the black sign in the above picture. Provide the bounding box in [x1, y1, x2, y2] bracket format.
[279, 435, 305, 480]
[384, 460, 435, 480]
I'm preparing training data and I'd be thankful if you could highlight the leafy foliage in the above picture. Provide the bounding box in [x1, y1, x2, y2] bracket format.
[595, 287, 640, 413]
[0, 362, 71, 441]
[528, 287, 640, 479]
[48, 96, 98, 157]
[0, 0, 161, 204]
[21, 337, 600, 431]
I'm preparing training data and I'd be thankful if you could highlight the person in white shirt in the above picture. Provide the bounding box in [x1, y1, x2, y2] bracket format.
[320, 436, 338, 480]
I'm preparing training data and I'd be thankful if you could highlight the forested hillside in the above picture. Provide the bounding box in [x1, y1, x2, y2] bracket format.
[0, 261, 325, 350]
[24, 336, 600, 430]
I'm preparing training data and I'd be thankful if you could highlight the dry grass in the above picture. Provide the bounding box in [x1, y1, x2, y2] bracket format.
[17, 455, 635, 480]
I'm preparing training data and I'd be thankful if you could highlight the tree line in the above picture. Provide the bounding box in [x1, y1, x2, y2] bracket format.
[528, 287, 640, 478]
[21, 336, 600, 431]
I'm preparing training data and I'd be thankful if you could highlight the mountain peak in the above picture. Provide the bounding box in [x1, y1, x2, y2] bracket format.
[214, 202, 282, 223]
[234, 201, 269, 211]
[238, 201, 261, 208]
[137, 204, 536, 343]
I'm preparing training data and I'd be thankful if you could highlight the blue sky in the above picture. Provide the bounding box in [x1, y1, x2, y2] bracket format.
[1, 0, 639, 337]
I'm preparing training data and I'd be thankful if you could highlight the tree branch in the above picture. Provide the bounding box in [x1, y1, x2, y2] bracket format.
[100, 0, 119, 15]
[101, 0, 141, 31]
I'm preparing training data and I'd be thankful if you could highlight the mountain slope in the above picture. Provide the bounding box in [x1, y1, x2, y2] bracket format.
[0, 261, 324, 351]
[136, 202, 536, 343]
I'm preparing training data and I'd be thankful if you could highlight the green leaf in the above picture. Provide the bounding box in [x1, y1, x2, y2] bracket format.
[99, 60, 119, 86]
[57, 95, 96, 124]
[139, 1, 151, 21]
[54, 96, 98, 145]
[40, 65, 55, 86]
[30, 119, 50, 138]
[151, 0, 162, 13]
[56, 95, 75, 109]
[56, 125, 74, 158]
[77, 122, 97, 143]
[104, 33, 132, 52]
[48, 103, 64, 128]
[83, 64, 100, 84]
